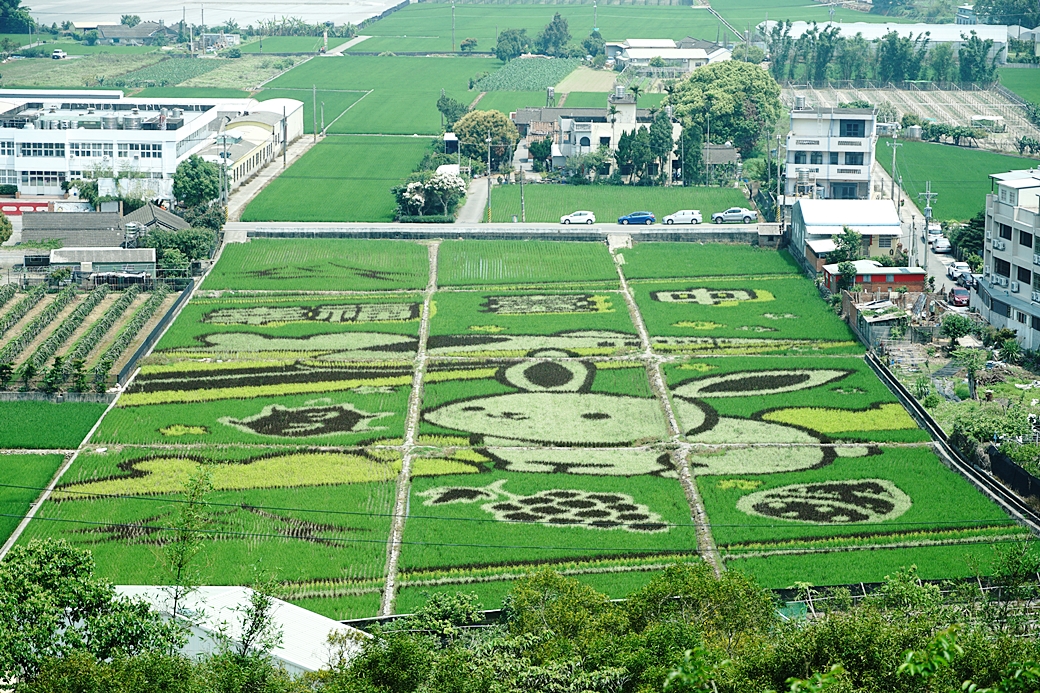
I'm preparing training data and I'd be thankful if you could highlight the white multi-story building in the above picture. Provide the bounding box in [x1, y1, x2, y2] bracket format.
[0, 90, 304, 201]
[974, 168, 1040, 348]
[785, 106, 877, 201]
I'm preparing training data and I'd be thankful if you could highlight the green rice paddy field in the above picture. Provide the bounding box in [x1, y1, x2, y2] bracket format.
[240, 136, 432, 223]
[489, 184, 751, 224]
[876, 139, 1039, 221]
[998, 67, 1040, 103]
[8, 239, 1028, 619]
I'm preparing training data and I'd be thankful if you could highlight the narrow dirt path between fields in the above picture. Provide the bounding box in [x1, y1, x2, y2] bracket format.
[611, 248, 724, 576]
[12, 296, 82, 368]
[57, 294, 119, 360]
[84, 294, 149, 370]
[380, 240, 439, 616]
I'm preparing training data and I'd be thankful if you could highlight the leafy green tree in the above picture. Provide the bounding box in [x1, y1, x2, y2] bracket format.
[495, 28, 529, 62]
[173, 155, 220, 208]
[120, 14, 141, 27]
[163, 466, 213, 642]
[0, 539, 181, 684]
[0, 211, 11, 244]
[460, 37, 477, 52]
[581, 30, 604, 57]
[667, 60, 782, 155]
[85, 30, 97, 46]
[436, 93, 469, 130]
[535, 12, 570, 57]
[837, 261, 857, 291]
[680, 124, 703, 185]
[929, 42, 957, 82]
[141, 227, 217, 262]
[649, 110, 675, 181]
[181, 203, 225, 233]
[527, 137, 552, 169]
[731, 44, 766, 63]
[941, 313, 973, 353]
[959, 31, 998, 83]
[159, 248, 189, 272]
[876, 31, 930, 82]
[837, 33, 872, 80]
[954, 346, 989, 398]
[828, 226, 864, 264]
[974, 0, 1040, 29]
[402, 592, 483, 637]
[453, 109, 519, 171]
[767, 20, 795, 81]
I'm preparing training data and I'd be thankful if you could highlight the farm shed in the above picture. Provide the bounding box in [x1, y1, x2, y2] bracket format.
[821, 259, 926, 294]
[117, 586, 369, 674]
[49, 247, 156, 280]
[789, 199, 902, 274]
[22, 211, 127, 248]
[122, 202, 191, 232]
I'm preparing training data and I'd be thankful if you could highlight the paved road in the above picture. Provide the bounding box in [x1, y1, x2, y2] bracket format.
[224, 220, 763, 237]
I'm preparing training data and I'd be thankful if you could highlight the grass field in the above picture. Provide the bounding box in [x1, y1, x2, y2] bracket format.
[0, 402, 107, 449]
[621, 243, 801, 280]
[202, 238, 430, 291]
[489, 184, 751, 224]
[24, 37, 160, 55]
[0, 53, 163, 88]
[241, 136, 431, 222]
[0, 454, 65, 543]
[711, 0, 910, 32]
[562, 91, 666, 108]
[134, 87, 252, 98]
[877, 138, 1038, 221]
[349, 4, 723, 54]
[997, 67, 1040, 103]
[265, 56, 499, 135]
[255, 89, 368, 135]
[438, 240, 617, 286]
[474, 90, 547, 114]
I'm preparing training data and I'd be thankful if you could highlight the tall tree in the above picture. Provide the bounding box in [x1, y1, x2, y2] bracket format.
[120, 14, 141, 27]
[495, 28, 529, 62]
[436, 93, 469, 130]
[958, 31, 997, 83]
[836, 33, 873, 81]
[535, 12, 570, 57]
[829, 226, 864, 263]
[876, 31, 930, 83]
[453, 109, 520, 171]
[648, 110, 675, 181]
[928, 42, 957, 82]
[680, 124, 703, 185]
[767, 20, 794, 81]
[172, 155, 219, 208]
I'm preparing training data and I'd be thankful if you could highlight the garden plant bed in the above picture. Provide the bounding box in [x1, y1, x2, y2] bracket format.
[13, 239, 1025, 619]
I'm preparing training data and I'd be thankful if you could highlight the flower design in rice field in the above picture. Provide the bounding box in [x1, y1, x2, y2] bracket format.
[736, 479, 911, 524]
[204, 302, 420, 325]
[419, 479, 668, 533]
[220, 401, 392, 437]
[480, 294, 612, 315]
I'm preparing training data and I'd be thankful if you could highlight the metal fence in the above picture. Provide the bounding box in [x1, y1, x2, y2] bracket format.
[116, 280, 194, 386]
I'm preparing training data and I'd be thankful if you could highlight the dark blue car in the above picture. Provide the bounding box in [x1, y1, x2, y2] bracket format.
[618, 211, 655, 225]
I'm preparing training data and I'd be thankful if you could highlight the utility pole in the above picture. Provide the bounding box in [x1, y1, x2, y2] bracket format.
[312, 85, 317, 142]
[887, 135, 902, 202]
[282, 106, 287, 167]
[705, 109, 710, 186]
[486, 131, 492, 223]
[451, 0, 456, 52]
[918, 181, 937, 226]
[321, 102, 325, 134]
[594, 0, 598, 32]
[520, 165, 526, 222]
[776, 133, 782, 228]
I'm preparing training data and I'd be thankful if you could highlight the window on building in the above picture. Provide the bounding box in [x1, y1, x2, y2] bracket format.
[844, 151, 864, 166]
[1022, 230, 1034, 248]
[20, 171, 65, 186]
[599, 136, 610, 145]
[878, 237, 892, 248]
[1001, 188, 1008, 202]
[1033, 272, 1040, 290]
[839, 120, 865, 137]
[995, 258, 1012, 277]
[70, 142, 113, 158]
[118, 143, 162, 159]
[992, 298, 1011, 317]
[886, 274, 894, 282]
[0, 142, 13, 156]
[829, 152, 838, 165]
[793, 151, 806, 164]
[999, 223, 1013, 240]
[810, 151, 823, 164]
[1019, 266, 1032, 283]
[579, 136, 590, 147]
[831, 183, 857, 199]
[19, 143, 65, 157]
[1017, 311, 1028, 323]
[0, 170, 15, 185]
[1033, 315, 1040, 331]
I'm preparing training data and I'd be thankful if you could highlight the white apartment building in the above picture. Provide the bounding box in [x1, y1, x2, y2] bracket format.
[785, 106, 877, 201]
[0, 90, 304, 201]
[974, 168, 1040, 349]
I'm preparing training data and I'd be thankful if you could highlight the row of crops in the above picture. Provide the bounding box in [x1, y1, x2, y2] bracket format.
[12, 239, 1025, 621]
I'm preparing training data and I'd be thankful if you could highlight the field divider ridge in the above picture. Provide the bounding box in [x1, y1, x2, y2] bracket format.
[380, 240, 440, 616]
[610, 247, 723, 575]
[324, 90, 374, 132]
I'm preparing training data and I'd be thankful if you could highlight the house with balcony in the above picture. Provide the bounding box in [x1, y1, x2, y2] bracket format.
[789, 199, 903, 274]
[785, 106, 876, 201]
[974, 167, 1040, 349]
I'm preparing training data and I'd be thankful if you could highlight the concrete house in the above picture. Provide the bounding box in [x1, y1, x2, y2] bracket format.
[96, 21, 178, 45]
[789, 199, 902, 273]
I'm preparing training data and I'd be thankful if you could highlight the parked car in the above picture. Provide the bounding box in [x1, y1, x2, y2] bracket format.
[932, 238, 952, 254]
[948, 286, 970, 307]
[561, 210, 595, 225]
[711, 207, 755, 224]
[618, 211, 655, 225]
[663, 209, 702, 225]
[51, 49, 67, 59]
[926, 224, 943, 245]
[947, 261, 971, 280]
[956, 272, 979, 289]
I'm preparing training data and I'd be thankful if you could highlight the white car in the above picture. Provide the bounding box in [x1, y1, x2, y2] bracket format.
[932, 238, 953, 254]
[561, 210, 595, 225]
[51, 49, 67, 60]
[711, 207, 756, 224]
[927, 225, 943, 245]
[663, 209, 702, 225]
[947, 261, 971, 280]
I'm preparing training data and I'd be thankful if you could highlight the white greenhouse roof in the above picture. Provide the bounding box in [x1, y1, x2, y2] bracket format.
[761, 20, 1008, 43]
[622, 48, 709, 60]
[623, 38, 676, 48]
[51, 247, 155, 264]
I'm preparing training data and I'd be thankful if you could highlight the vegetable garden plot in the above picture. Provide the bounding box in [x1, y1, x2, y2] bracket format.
[400, 467, 697, 576]
[418, 359, 664, 446]
[97, 367, 413, 445]
[437, 241, 617, 287]
[427, 290, 639, 355]
[473, 58, 581, 92]
[697, 446, 1016, 549]
[663, 357, 930, 444]
[156, 293, 423, 353]
[0, 453, 66, 543]
[631, 277, 859, 348]
[25, 445, 401, 589]
[0, 402, 108, 449]
[202, 239, 430, 292]
[620, 244, 801, 281]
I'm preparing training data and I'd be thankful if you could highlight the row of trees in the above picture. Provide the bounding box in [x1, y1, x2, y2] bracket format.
[5, 537, 1040, 693]
[495, 14, 604, 61]
[768, 22, 999, 84]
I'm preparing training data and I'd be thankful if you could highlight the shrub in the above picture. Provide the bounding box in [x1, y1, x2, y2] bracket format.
[396, 215, 455, 223]
[0, 185, 16, 196]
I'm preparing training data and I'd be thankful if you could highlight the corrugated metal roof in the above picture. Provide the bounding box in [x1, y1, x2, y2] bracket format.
[122, 203, 191, 231]
[23, 212, 126, 247]
[50, 247, 155, 264]
[796, 199, 900, 227]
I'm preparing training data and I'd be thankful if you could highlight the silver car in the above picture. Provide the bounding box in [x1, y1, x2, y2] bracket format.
[932, 238, 952, 254]
[663, 209, 702, 225]
[711, 207, 756, 224]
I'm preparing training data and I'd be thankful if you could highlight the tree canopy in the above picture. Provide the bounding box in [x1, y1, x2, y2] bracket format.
[173, 155, 220, 208]
[495, 28, 530, 62]
[666, 60, 782, 155]
[535, 13, 571, 57]
[453, 110, 520, 171]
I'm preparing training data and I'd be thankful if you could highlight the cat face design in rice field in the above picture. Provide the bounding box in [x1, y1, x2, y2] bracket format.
[422, 352, 862, 475]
